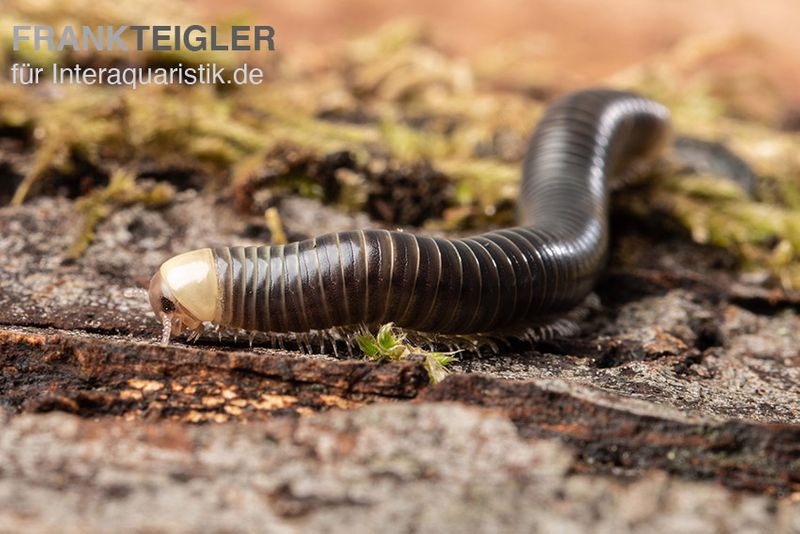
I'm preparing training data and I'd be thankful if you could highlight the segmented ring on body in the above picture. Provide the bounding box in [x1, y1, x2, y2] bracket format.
[148, 89, 671, 349]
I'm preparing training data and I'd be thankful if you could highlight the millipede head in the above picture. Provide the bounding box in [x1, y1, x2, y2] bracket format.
[148, 248, 219, 344]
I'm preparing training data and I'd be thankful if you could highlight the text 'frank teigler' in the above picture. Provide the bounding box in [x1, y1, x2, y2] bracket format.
[12, 25, 276, 52]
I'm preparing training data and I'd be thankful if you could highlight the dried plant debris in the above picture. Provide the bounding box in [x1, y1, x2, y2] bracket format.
[234, 144, 452, 226]
[1, 4, 799, 281]
[68, 169, 174, 259]
[233, 144, 356, 214]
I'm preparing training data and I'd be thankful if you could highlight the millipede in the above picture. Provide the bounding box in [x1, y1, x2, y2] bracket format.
[148, 88, 672, 352]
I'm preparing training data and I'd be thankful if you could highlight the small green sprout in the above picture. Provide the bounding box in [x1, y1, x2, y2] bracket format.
[356, 323, 457, 384]
[423, 352, 456, 385]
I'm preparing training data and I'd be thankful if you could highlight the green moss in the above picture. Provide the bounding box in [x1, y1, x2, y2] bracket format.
[662, 174, 750, 202]
[648, 187, 800, 287]
[68, 169, 174, 259]
[439, 159, 519, 218]
[2, 4, 799, 288]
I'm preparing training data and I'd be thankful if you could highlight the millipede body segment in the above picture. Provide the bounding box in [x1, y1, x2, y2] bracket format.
[149, 89, 671, 344]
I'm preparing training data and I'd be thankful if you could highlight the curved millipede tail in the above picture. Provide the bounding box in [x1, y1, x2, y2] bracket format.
[150, 89, 671, 351]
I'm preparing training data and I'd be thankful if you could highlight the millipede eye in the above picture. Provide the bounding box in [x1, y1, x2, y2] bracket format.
[161, 296, 176, 313]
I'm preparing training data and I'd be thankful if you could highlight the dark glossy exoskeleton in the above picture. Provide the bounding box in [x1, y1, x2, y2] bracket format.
[149, 89, 671, 342]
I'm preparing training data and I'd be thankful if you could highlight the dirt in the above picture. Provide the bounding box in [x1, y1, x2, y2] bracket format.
[1, 184, 800, 529]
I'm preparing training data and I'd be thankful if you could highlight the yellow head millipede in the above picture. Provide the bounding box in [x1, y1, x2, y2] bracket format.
[148, 88, 672, 349]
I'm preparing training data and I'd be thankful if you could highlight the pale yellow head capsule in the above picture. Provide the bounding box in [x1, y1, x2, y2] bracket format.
[148, 248, 219, 344]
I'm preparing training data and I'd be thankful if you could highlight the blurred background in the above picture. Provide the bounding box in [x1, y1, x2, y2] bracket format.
[201, 0, 800, 107]
[2, 0, 800, 287]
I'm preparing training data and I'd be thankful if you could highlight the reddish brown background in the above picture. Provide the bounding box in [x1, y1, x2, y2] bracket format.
[200, 0, 800, 103]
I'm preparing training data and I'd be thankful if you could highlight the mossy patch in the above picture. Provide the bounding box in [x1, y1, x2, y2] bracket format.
[68, 169, 174, 259]
[2, 0, 799, 288]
